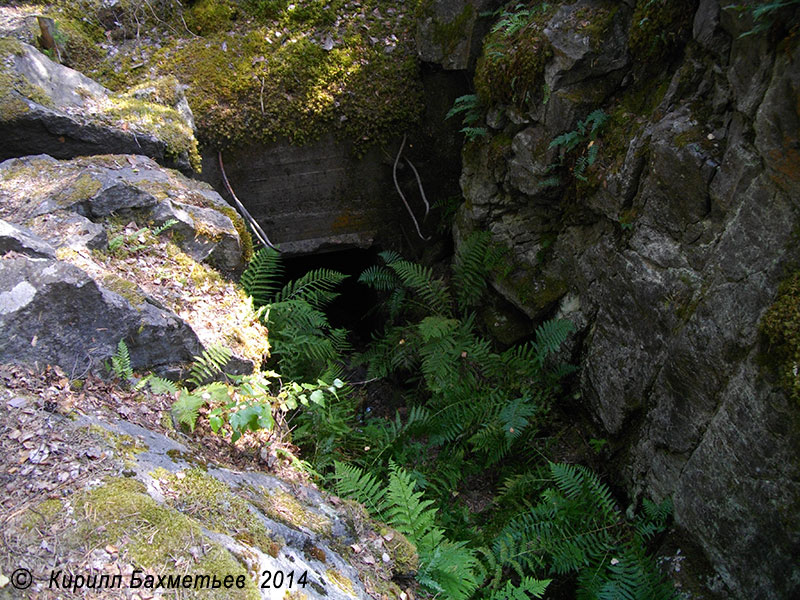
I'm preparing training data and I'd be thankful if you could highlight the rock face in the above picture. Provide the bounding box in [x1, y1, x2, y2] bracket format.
[451, 1, 800, 597]
[0, 39, 199, 174]
[0, 252, 201, 375]
[1, 377, 412, 600]
[416, 0, 500, 70]
[0, 153, 265, 375]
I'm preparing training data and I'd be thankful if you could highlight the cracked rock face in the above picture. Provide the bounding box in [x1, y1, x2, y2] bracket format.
[0, 40, 198, 174]
[0, 153, 263, 376]
[453, 0, 800, 597]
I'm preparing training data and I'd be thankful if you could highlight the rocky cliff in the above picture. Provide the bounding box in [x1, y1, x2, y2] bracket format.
[433, 0, 800, 597]
[0, 32, 415, 599]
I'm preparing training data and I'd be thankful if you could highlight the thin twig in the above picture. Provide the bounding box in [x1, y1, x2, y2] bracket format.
[393, 134, 430, 241]
[218, 151, 279, 252]
[259, 77, 266, 115]
[403, 157, 430, 221]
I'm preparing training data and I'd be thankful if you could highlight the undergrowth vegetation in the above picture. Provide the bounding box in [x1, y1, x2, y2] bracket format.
[220, 231, 679, 599]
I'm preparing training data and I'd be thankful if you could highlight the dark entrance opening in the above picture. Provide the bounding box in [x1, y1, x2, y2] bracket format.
[281, 247, 382, 344]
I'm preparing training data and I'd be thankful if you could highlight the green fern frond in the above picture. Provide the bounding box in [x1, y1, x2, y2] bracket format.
[136, 374, 179, 395]
[187, 344, 232, 388]
[486, 577, 551, 600]
[276, 268, 347, 308]
[499, 396, 540, 441]
[358, 265, 399, 291]
[534, 318, 574, 360]
[332, 461, 387, 514]
[452, 231, 505, 310]
[389, 260, 452, 316]
[382, 461, 438, 544]
[111, 339, 133, 381]
[549, 129, 582, 152]
[419, 539, 481, 600]
[636, 497, 672, 540]
[240, 247, 283, 307]
[171, 389, 206, 432]
[378, 249, 403, 265]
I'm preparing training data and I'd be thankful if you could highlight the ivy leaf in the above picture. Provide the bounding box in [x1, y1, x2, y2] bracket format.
[310, 389, 325, 405]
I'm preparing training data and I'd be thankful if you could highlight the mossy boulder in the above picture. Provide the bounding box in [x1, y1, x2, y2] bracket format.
[0, 39, 199, 173]
[55, 0, 424, 153]
[0, 153, 267, 374]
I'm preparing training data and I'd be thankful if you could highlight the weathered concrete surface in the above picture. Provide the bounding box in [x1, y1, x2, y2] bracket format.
[202, 136, 407, 256]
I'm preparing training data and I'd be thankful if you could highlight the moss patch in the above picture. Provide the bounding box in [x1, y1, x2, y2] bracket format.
[380, 527, 419, 574]
[88, 423, 149, 456]
[761, 270, 800, 404]
[474, 2, 555, 109]
[155, 468, 278, 551]
[325, 567, 356, 595]
[629, 0, 698, 64]
[21, 498, 63, 531]
[0, 38, 55, 119]
[425, 2, 475, 59]
[99, 93, 201, 172]
[573, 4, 620, 49]
[261, 489, 332, 535]
[74, 477, 200, 566]
[61, 0, 424, 153]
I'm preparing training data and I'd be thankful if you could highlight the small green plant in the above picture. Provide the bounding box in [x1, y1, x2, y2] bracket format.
[109, 339, 133, 382]
[135, 374, 179, 395]
[186, 344, 233, 387]
[446, 94, 488, 141]
[489, 462, 676, 599]
[241, 247, 350, 381]
[725, 1, 800, 36]
[333, 461, 490, 600]
[171, 345, 343, 440]
[107, 219, 177, 256]
[546, 109, 609, 185]
[475, 2, 555, 107]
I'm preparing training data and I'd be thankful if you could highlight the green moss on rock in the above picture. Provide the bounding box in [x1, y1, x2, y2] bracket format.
[629, 0, 698, 64]
[74, 478, 200, 566]
[761, 270, 800, 404]
[0, 38, 55, 118]
[431, 3, 475, 58]
[156, 468, 278, 551]
[101, 273, 148, 307]
[262, 489, 332, 535]
[185, 0, 239, 35]
[63, 0, 423, 153]
[102, 92, 201, 172]
[474, 3, 555, 108]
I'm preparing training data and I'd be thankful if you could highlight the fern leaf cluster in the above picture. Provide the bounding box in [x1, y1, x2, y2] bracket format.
[187, 344, 232, 388]
[453, 231, 505, 310]
[110, 339, 133, 381]
[240, 247, 283, 306]
[489, 462, 677, 600]
[333, 461, 481, 600]
[240, 248, 349, 381]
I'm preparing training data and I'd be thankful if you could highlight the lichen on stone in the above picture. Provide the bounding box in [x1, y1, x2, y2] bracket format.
[261, 488, 332, 535]
[761, 270, 800, 404]
[154, 468, 279, 552]
[0, 38, 55, 118]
